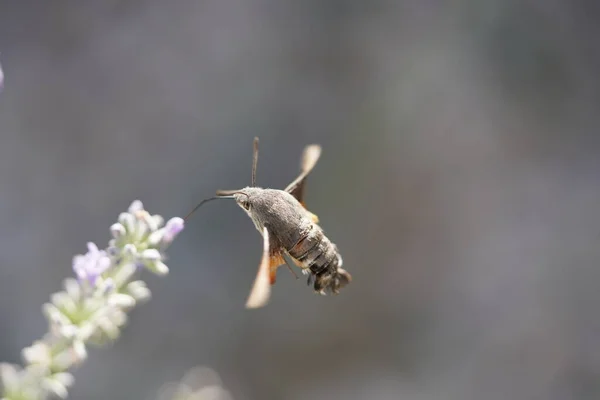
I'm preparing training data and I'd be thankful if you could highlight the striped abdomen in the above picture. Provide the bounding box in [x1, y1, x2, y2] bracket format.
[287, 225, 351, 294]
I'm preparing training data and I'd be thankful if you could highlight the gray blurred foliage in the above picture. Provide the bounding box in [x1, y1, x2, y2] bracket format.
[1, 1, 600, 399]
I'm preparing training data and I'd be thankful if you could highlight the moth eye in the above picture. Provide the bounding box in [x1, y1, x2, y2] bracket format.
[242, 200, 250, 210]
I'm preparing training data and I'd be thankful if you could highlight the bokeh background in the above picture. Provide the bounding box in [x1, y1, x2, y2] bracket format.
[1, 1, 600, 399]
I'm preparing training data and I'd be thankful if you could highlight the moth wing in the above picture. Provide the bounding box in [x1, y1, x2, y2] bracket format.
[245, 227, 286, 309]
[284, 144, 322, 206]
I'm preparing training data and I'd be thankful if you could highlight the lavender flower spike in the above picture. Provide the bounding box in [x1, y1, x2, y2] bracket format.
[1, 200, 184, 400]
[72, 242, 111, 285]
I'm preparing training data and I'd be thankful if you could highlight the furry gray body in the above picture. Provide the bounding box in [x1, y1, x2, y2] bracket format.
[235, 187, 349, 294]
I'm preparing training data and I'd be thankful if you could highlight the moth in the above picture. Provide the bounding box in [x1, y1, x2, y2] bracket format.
[185, 137, 351, 309]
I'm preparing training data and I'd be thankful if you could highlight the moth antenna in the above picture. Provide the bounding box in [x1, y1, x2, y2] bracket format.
[252, 137, 259, 187]
[184, 196, 234, 221]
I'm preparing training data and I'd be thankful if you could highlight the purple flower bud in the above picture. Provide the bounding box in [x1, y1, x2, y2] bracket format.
[72, 242, 111, 285]
[162, 217, 184, 244]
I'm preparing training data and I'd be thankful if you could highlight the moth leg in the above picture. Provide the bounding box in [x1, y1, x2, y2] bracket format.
[283, 250, 311, 275]
[281, 254, 300, 280]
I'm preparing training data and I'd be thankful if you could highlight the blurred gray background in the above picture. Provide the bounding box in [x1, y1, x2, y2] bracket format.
[1, 1, 600, 399]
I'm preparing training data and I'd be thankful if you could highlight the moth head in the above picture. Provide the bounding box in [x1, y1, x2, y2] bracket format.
[231, 189, 252, 212]
[215, 187, 265, 231]
[214, 187, 256, 211]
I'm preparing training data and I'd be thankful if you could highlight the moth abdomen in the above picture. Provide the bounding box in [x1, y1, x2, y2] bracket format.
[287, 227, 350, 294]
